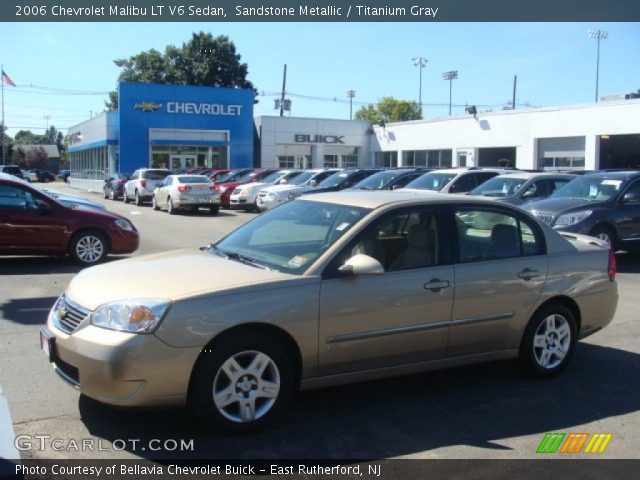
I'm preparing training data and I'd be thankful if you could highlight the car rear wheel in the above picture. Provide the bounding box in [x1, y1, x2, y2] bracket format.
[69, 231, 108, 265]
[135, 191, 143, 206]
[123, 191, 129, 203]
[103, 189, 109, 199]
[152, 195, 160, 210]
[189, 333, 294, 432]
[590, 225, 617, 251]
[109, 189, 116, 200]
[519, 304, 577, 378]
[167, 197, 175, 215]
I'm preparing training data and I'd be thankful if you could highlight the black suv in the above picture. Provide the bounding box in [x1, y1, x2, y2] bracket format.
[1, 165, 24, 179]
[524, 170, 640, 251]
[349, 168, 431, 191]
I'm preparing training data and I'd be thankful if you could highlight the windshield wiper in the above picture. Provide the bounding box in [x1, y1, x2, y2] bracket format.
[209, 247, 271, 270]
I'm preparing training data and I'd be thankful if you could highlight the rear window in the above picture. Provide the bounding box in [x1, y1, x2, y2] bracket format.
[143, 170, 169, 180]
[177, 176, 212, 184]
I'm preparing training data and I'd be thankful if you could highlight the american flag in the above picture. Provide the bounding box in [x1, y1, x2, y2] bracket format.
[2, 70, 16, 87]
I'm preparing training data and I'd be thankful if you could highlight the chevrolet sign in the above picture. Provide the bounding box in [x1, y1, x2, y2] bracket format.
[166, 102, 243, 116]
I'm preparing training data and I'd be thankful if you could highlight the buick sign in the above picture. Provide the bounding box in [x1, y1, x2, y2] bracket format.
[295, 134, 345, 144]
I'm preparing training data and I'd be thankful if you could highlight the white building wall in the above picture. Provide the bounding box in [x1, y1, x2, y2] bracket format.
[371, 99, 640, 170]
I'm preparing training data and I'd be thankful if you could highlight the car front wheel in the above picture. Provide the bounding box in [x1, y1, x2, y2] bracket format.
[519, 304, 577, 378]
[590, 225, 617, 251]
[189, 333, 294, 432]
[69, 231, 108, 265]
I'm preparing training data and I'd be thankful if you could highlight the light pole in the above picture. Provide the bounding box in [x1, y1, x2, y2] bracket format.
[346, 90, 356, 120]
[43, 114, 51, 131]
[412, 57, 428, 116]
[442, 70, 458, 116]
[588, 29, 608, 102]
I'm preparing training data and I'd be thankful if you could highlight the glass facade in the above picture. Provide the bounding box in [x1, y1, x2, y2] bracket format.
[324, 145, 359, 168]
[402, 149, 452, 168]
[150, 145, 228, 170]
[276, 144, 312, 169]
[374, 151, 398, 168]
[69, 145, 115, 180]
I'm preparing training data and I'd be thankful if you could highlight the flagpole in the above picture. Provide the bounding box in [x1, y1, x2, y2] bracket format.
[1, 63, 5, 165]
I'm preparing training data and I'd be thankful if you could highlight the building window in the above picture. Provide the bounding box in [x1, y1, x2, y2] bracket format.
[276, 145, 312, 169]
[542, 156, 586, 169]
[403, 149, 452, 168]
[150, 145, 228, 170]
[324, 145, 359, 168]
[374, 151, 398, 168]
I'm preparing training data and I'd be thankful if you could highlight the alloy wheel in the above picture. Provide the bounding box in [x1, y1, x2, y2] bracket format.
[533, 314, 571, 369]
[212, 350, 280, 423]
[74, 235, 105, 264]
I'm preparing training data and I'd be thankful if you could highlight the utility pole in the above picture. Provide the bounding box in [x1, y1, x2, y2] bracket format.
[43, 114, 52, 131]
[279, 64, 287, 117]
[441, 71, 458, 116]
[412, 57, 428, 116]
[512, 75, 517, 110]
[588, 29, 608, 102]
[346, 90, 356, 120]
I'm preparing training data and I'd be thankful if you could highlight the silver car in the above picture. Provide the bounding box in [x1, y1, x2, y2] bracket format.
[41, 191, 617, 432]
[123, 168, 170, 205]
[152, 175, 221, 214]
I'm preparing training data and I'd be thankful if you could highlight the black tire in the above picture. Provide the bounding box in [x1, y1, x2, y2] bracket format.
[167, 197, 175, 215]
[209, 205, 220, 215]
[123, 191, 129, 203]
[152, 195, 160, 210]
[103, 189, 109, 199]
[518, 303, 577, 378]
[590, 225, 617, 252]
[135, 191, 143, 206]
[69, 230, 109, 266]
[109, 189, 116, 200]
[188, 332, 295, 433]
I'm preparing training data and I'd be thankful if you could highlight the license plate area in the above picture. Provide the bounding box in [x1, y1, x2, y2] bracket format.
[40, 328, 54, 362]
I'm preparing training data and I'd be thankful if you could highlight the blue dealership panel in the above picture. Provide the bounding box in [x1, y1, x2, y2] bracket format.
[118, 82, 254, 173]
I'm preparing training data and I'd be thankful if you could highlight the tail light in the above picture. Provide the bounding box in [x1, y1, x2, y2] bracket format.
[178, 185, 192, 192]
[140, 179, 147, 188]
[608, 248, 616, 281]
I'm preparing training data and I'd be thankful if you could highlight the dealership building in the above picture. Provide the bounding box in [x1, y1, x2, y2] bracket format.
[68, 83, 640, 190]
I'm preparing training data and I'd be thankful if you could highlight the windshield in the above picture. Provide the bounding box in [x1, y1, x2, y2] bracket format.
[211, 200, 370, 275]
[177, 176, 212, 184]
[290, 171, 316, 185]
[318, 172, 349, 188]
[551, 176, 623, 202]
[276, 171, 303, 185]
[470, 177, 526, 197]
[260, 171, 287, 184]
[405, 172, 457, 191]
[353, 170, 405, 190]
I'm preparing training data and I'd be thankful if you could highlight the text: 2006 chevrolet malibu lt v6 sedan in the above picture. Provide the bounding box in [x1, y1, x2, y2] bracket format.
[41, 191, 618, 431]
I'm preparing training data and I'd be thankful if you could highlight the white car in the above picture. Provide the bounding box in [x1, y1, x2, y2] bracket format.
[22, 170, 38, 182]
[152, 175, 221, 215]
[401, 168, 518, 194]
[257, 169, 342, 212]
[229, 170, 302, 211]
[123, 168, 171, 205]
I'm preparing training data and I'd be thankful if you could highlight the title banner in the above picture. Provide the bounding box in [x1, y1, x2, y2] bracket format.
[2, 0, 640, 22]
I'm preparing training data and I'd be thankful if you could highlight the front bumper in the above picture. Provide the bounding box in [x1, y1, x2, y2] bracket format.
[44, 316, 201, 407]
[257, 196, 286, 211]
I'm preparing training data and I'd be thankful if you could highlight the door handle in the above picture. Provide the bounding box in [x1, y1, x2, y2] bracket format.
[424, 279, 451, 292]
[517, 268, 540, 281]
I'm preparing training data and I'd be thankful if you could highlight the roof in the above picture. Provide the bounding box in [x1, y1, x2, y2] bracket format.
[583, 170, 640, 179]
[493, 171, 578, 180]
[298, 189, 503, 210]
[16, 144, 60, 158]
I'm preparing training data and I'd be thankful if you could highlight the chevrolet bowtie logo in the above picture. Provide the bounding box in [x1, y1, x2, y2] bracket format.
[134, 102, 162, 112]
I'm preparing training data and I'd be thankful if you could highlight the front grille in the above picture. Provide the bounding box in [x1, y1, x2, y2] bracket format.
[533, 212, 555, 225]
[258, 192, 267, 198]
[55, 297, 90, 334]
[53, 355, 80, 386]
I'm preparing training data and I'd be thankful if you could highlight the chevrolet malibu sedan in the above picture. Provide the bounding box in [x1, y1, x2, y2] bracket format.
[41, 191, 617, 432]
[152, 175, 221, 215]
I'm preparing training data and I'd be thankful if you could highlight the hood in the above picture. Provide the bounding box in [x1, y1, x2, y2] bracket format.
[239, 181, 268, 194]
[65, 249, 294, 310]
[524, 197, 603, 214]
[262, 184, 299, 194]
[57, 195, 106, 210]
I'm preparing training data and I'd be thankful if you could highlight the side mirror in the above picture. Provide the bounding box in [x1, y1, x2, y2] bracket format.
[622, 192, 640, 203]
[338, 254, 384, 277]
[449, 184, 459, 193]
[522, 190, 537, 199]
[309, 179, 317, 187]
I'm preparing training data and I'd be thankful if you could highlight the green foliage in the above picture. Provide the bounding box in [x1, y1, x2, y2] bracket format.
[105, 32, 256, 111]
[354, 96, 422, 123]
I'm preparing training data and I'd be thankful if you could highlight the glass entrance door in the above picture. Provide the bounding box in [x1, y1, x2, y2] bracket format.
[170, 155, 197, 170]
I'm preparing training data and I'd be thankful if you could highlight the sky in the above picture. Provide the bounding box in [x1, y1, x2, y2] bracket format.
[1, 22, 639, 137]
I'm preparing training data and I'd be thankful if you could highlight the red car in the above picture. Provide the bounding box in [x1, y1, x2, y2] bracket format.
[0, 174, 139, 265]
[208, 169, 231, 182]
[214, 169, 277, 208]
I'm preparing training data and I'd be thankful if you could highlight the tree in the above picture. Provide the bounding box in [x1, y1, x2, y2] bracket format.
[0, 123, 13, 163]
[15, 146, 48, 169]
[354, 96, 422, 123]
[105, 32, 256, 110]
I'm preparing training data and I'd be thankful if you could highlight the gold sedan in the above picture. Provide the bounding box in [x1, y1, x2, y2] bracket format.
[41, 191, 618, 432]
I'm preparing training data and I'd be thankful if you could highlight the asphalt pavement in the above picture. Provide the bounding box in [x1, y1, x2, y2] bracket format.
[0, 182, 638, 460]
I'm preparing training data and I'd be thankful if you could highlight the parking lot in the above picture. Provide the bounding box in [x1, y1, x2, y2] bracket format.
[1, 182, 639, 460]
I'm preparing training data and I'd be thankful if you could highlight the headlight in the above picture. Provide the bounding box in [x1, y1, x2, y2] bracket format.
[555, 210, 593, 226]
[287, 192, 300, 200]
[114, 218, 134, 232]
[91, 299, 171, 333]
[239, 188, 250, 196]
